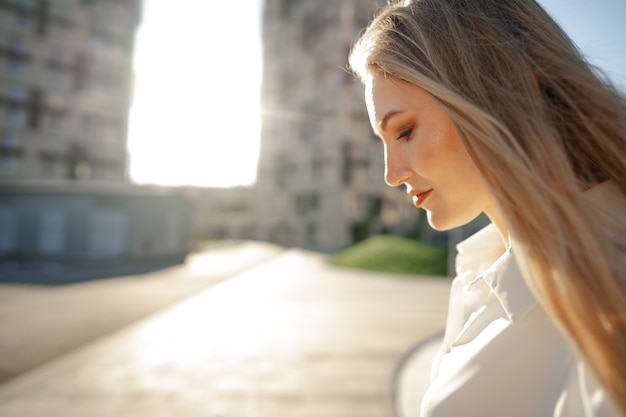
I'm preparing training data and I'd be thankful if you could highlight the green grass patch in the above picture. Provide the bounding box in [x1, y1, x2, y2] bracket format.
[329, 235, 449, 277]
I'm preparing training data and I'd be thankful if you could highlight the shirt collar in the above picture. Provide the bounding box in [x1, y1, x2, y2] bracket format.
[456, 223, 537, 322]
[455, 181, 623, 323]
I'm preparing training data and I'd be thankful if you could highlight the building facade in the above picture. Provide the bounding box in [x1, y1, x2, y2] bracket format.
[0, 1, 196, 279]
[254, 0, 423, 252]
[0, 179, 191, 261]
[0, 0, 140, 181]
[181, 186, 255, 244]
[0, 179, 192, 284]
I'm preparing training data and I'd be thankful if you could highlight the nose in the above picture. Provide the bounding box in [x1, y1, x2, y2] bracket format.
[384, 145, 411, 187]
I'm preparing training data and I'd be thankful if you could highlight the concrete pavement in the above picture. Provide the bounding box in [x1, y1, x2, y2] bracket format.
[0, 241, 284, 384]
[0, 243, 450, 417]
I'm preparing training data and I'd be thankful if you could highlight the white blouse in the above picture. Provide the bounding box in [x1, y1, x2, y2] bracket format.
[420, 183, 624, 416]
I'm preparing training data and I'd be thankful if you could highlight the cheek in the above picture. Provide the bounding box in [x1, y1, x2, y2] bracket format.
[438, 122, 467, 160]
[411, 124, 463, 175]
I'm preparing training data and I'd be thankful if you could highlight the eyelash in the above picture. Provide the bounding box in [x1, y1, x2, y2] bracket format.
[396, 127, 413, 141]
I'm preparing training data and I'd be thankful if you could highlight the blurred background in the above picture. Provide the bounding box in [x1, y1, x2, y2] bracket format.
[0, 1, 625, 415]
[0, 0, 625, 280]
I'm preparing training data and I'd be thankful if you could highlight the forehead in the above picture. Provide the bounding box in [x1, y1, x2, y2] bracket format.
[365, 72, 397, 109]
[364, 73, 398, 124]
[364, 73, 425, 131]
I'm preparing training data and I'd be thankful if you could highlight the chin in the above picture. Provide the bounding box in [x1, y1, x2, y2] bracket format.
[426, 210, 475, 232]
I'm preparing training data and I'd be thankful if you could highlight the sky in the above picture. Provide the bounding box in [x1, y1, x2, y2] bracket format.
[126, 0, 626, 189]
[127, 0, 263, 188]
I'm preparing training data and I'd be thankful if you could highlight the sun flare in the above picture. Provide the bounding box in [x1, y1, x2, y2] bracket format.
[128, 0, 262, 188]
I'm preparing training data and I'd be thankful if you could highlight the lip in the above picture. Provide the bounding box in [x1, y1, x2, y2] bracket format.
[410, 189, 433, 208]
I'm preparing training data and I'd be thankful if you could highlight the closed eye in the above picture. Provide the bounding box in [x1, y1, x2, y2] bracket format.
[396, 127, 413, 141]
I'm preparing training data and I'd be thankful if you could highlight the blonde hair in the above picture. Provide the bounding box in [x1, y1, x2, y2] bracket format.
[349, 0, 626, 412]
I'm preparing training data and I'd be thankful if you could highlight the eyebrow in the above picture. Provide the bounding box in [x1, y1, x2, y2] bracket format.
[379, 110, 403, 132]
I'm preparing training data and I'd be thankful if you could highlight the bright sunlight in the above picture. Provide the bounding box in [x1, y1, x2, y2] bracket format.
[127, 0, 263, 188]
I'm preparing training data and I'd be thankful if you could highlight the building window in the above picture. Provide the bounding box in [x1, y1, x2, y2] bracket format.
[312, 156, 325, 181]
[301, 11, 332, 51]
[5, 58, 23, 77]
[81, 114, 93, 133]
[358, 195, 382, 218]
[38, 210, 67, 254]
[275, 155, 296, 188]
[47, 58, 65, 84]
[295, 193, 320, 216]
[15, 11, 32, 30]
[51, 22, 72, 41]
[9, 85, 28, 101]
[87, 34, 103, 52]
[8, 38, 24, 53]
[73, 161, 92, 180]
[343, 143, 355, 184]
[0, 155, 19, 175]
[2, 131, 19, 149]
[305, 221, 318, 246]
[0, 206, 18, 253]
[8, 105, 26, 126]
[17, 0, 36, 8]
[87, 209, 127, 256]
[45, 112, 64, 132]
[299, 122, 320, 142]
[40, 153, 56, 176]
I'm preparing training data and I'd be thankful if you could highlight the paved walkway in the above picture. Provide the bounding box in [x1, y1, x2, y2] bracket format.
[0, 241, 284, 384]
[0, 243, 450, 417]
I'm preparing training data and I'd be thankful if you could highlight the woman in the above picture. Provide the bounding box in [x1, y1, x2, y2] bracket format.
[348, 0, 626, 416]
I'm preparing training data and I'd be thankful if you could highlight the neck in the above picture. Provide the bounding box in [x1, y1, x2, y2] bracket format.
[485, 205, 510, 250]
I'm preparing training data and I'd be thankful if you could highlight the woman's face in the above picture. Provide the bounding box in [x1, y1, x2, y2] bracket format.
[365, 72, 496, 231]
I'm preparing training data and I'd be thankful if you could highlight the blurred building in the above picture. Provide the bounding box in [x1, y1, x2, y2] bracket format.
[0, 179, 192, 283]
[181, 186, 255, 243]
[255, 0, 421, 251]
[0, 1, 193, 278]
[0, 179, 190, 260]
[0, 0, 140, 181]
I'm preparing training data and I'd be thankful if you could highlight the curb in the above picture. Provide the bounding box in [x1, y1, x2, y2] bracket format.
[391, 331, 444, 417]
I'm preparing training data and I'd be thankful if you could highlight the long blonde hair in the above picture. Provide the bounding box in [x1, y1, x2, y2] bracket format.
[349, 0, 626, 412]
